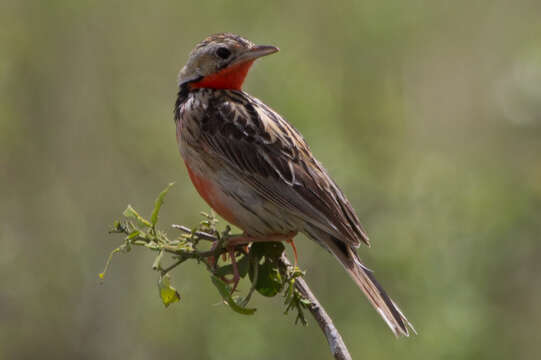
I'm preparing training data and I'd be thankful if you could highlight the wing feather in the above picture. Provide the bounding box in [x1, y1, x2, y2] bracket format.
[199, 90, 369, 246]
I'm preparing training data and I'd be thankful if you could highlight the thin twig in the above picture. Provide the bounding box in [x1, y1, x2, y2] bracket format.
[171, 224, 217, 241]
[161, 257, 187, 274]
[280, 255, 352, 360]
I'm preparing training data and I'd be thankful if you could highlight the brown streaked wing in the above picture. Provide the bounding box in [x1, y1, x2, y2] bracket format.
[199, 90, 370, 247]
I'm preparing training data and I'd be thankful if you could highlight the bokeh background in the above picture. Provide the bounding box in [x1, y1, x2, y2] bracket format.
[2, 0, 541, 359]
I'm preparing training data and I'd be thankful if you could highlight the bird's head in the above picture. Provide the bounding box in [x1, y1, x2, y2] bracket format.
[178, 33, 279, 90]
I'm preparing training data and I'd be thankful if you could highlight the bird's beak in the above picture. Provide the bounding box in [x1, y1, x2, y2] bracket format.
[232, 45, 279, 65]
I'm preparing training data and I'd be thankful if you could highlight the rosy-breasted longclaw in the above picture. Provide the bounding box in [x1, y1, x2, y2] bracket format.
[174, 33, 415, 337]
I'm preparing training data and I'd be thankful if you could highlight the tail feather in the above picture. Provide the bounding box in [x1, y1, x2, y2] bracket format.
[305, 227, 415, 337]
[347, 249, 415, 337]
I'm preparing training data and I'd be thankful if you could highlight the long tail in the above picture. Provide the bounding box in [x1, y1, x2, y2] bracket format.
[305, 227, 416, 337]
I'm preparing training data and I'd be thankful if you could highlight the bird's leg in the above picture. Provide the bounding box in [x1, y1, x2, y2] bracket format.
[206, 239, 220, 270]
[219, 232, 298, 293]
[286, 239, 298, 266]
[215, 236, 258, 290]
[206, 242, 241, 291]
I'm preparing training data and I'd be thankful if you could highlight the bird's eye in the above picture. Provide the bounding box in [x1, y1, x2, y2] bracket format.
[216, 47, 231, 59]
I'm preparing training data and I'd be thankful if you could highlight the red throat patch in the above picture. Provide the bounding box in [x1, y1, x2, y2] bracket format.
[190, 60, 255, 90]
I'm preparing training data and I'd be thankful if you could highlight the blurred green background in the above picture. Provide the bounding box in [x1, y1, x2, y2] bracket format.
[2, 0, 541, 359]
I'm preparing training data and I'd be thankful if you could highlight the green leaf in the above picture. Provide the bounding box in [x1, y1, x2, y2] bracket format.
[126, 230, 140, 240]
[151, 182, 175, 227]
[249, 258, 284, 297]
[123, 205, 152, 228]
[211, 275, 256, 315]
[158, 273, 181, 307]
[236, 255, 251, 277]
[248, 242, 286, 297]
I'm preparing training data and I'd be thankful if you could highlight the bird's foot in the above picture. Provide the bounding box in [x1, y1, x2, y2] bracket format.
[207, 239, 242, 293]
[212, 232, 298, 294]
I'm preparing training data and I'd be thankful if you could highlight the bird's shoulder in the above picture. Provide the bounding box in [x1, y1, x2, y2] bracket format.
[202, 89, 308, 158]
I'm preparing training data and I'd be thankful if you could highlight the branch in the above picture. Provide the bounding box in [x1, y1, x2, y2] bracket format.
[280, 255, 352, 360]
[173, 225, 352, 359]
[102, 184, 353, 360]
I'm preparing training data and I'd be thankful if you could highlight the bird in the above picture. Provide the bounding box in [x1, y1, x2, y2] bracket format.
[174, 33, 414, 337]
